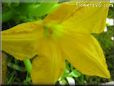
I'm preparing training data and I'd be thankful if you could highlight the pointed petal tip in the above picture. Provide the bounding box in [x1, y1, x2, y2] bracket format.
[104, 70, 111, 79]
[97, 68, 111, 79]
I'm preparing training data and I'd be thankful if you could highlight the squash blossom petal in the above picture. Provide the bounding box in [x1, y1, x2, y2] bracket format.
[2, 1, 110, 84]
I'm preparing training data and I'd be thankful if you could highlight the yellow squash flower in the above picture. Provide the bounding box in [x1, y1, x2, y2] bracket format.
[2, 1, 110, 84]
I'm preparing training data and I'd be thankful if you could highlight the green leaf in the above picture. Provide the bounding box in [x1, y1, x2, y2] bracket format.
[2, 10, 13, 22]
[26, 3, 59, 17]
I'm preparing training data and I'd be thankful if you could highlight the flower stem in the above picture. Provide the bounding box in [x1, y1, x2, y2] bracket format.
[23, 59, 32, 74]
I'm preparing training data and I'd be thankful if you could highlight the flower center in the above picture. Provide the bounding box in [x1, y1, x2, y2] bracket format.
[43, 23, 63, 39]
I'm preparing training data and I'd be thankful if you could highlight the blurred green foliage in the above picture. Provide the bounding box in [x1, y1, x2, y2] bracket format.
[108, 4, 114, 18]
[2, 1, 114, 85]
[2, 2, 58, 23]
